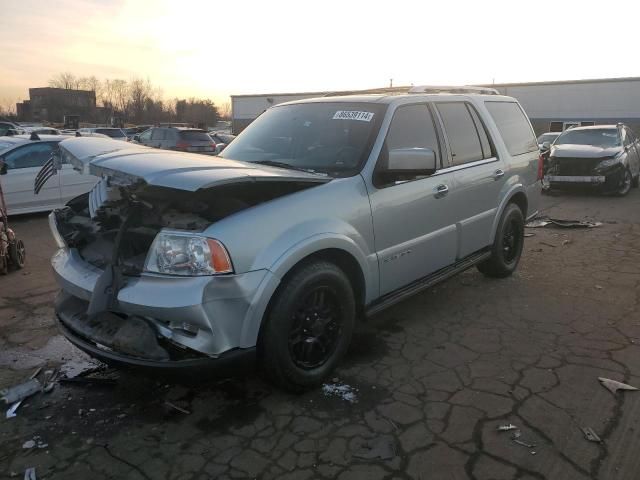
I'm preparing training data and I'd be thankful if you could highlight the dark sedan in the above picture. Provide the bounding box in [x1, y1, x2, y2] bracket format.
[544, 125, 640, 196]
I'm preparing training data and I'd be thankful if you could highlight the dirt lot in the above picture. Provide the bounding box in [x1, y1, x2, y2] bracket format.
[1, 189, 640, 480]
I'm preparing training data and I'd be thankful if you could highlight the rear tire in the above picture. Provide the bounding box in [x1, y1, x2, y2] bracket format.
[260, 260, 356, 392]
[477, 203, 524, 278]
[631, 173, 639, 188]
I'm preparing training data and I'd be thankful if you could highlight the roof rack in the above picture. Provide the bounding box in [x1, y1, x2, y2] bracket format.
[323, 86, 411, 97]
[408, 85, 500, 95]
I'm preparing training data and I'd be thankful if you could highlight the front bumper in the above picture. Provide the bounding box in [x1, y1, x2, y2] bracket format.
[544, 165, 625, 192]
[51, 246, 276, 364]
[545, 175, 606, 184]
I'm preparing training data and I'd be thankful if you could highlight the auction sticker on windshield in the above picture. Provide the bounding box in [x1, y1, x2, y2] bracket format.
[333, 111, 374, 122]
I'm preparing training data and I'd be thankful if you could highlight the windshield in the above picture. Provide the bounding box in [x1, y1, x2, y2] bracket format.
[96, 128, 126, 138]
[537, 133, 559, 144]
[220, 102, 386, 176]
[555, 129, 620, 148]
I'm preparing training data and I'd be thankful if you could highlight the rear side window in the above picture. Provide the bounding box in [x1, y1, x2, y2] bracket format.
[96, 128, 125, 138]
[151, 129, 166, 141]
[485, 102, 537, 156]
[436, 102, 485, 165]
[179, 130, 211, 141]
[384, 104, 441, 164]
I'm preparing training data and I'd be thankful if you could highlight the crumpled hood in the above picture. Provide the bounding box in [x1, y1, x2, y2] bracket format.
[551, 144, 623, 159]
[58, 137, 331, 191]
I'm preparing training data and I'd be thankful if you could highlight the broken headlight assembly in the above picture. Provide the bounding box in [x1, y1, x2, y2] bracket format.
[596, 154, 623, 169]
[143, 231, 233, 276]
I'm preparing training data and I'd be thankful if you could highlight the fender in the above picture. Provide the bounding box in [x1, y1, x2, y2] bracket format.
[489, 181, 526, 243]
[238, 230, 379, 348]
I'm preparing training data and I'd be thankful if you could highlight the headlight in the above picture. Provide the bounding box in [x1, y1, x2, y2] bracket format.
[597, 152, 623, 169]
[144, 231, 233, 276]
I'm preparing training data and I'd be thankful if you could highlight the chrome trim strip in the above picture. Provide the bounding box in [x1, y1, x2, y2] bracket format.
[433, 157, 498, 176]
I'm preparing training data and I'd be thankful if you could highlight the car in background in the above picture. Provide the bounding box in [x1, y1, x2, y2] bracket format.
[124, 125, 152, 141]
[0, 134, 98, 215]
[209, 132, 236, 154]
[0, 121, 25, 136]
[24, 127, 61, 135]
[134, 126, 216, 154]
[77, 127, 128, 141]
[537, 132, 561, 149]
[544, 124, 640, 196]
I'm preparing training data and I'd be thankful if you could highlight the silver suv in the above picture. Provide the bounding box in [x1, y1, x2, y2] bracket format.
[48, 87, 541, 390]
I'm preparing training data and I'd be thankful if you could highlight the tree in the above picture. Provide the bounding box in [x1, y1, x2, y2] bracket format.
[48, 72, 79, 90]
[219, 102, 232, 120]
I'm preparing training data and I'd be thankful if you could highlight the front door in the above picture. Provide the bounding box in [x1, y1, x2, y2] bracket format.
[2, 142, 60, 215]
[367, 103, 458, 296]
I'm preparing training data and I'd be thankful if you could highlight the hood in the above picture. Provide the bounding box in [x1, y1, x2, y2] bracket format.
[551, 143, 623, 159]
[58, 137, 331, 191]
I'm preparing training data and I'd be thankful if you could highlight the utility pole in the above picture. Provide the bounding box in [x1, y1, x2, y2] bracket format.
[389, 78, 393, 88]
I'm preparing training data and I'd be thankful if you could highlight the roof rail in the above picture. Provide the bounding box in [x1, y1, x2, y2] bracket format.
[323, 86, 411, 97]
[408, 85, 500, 95]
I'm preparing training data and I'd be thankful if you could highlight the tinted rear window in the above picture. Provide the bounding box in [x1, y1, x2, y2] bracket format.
[96, 128, 125, 138]
[179, 130, 211, 141]
[485, 102, 537, 156]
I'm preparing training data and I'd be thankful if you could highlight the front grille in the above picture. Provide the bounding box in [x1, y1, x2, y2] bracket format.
[557, 158, 602, 176]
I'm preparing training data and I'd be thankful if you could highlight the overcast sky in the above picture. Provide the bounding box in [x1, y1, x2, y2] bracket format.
[2, 0, 638, 106]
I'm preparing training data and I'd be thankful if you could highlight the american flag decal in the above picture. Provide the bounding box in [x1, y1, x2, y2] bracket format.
[34, 153, 58, 194]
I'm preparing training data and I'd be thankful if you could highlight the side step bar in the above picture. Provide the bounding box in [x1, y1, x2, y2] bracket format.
[365, 249, 491, 317]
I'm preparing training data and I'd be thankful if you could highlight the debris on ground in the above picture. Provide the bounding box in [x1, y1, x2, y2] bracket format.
[523, 233, 536, 237]
[23, 467, 36, 480]
[6, 400, 23, 419]
[526, 217, 602, 229]
[322, 382, 359, 403]
[582, 427, 602, 443]
[21, 437, 47, 450]
[497, 424, 518, 431]
[165, 401, 191, 415]
[539, 241, 557, 248]
[1, 379, 42, 404]
[29, 367, 42, 380]
[353, 435, 396, 460]
[598, 377, 638, 395]
[511, 430, 537, 449]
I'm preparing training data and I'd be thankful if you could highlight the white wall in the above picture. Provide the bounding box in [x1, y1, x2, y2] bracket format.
[497, 80, 640, 119]
[232, 94, 327, 120]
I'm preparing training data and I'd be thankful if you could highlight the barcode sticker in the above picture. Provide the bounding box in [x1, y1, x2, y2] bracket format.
[332, 111, 374, 122]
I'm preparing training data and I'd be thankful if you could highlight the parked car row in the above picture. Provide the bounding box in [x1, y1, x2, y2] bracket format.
[132, 126, 235, 154]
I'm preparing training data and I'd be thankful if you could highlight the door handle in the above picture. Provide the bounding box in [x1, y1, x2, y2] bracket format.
[435, 184, 449, 198]
[493, 169, 505, 180]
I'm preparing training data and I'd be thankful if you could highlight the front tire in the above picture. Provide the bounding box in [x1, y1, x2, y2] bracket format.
[616, 168, 632, 196]
[477, 203, 524, 278]
[9, 240, 25, 269]
[260, 260, 356, 392]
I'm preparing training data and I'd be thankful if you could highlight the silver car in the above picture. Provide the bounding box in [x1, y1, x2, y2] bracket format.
[48, 88, 541, 390]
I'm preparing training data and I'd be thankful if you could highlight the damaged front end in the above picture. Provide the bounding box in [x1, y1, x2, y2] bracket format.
[50, 137, 330, 369]
[544, 149, 626, 192]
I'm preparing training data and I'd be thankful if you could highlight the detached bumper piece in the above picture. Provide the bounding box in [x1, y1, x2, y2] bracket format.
[55, 292, 255, 373]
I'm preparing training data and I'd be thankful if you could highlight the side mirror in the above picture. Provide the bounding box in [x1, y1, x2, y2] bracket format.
[0, 161, 7, 175]
[387, 147, 437, 174]
[133, 134, 140, 142]
[541, 141, 551, 151]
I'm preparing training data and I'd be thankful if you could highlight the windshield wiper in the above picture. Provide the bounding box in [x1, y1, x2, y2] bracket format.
[252, 160, 326, 175]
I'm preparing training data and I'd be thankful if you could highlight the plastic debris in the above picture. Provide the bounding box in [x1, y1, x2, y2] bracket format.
[523, 233, 536, 237]
[165, 401, 191, 415]
[598, 377, 638, 395]
[6, 400, 23, 419]
[29, 367, 42, 380]
[24, 467, 36, 480]
[22, 440, 36, 449]
[322, 382, 358, 403]
[511, 431, 537, 448]
[526, 217, 602, 229]
[582, 427, 602, 443]
[22, 437, 47, 449]
[1, 379, 42, 404]
[539, 241, 557, 248]
[497, 424, 518, 431]
[353, 435, 396, 460]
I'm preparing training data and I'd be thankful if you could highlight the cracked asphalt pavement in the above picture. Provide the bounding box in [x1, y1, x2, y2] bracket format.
[1, 189, 640, 479]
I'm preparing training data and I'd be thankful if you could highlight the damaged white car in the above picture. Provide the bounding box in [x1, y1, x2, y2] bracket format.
[48, 92, 540, 390]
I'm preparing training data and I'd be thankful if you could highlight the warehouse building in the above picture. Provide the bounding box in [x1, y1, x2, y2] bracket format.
[231, 77, 640, 135]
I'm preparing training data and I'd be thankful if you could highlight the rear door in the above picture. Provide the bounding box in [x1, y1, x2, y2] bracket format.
[368, 103, 458, 295]
[59, 156, 99, 205]
[624, 127, 640, 176]
[1, 142, 60, 214]
[151, 128, 166, 148]
[434, 101, 505, 257]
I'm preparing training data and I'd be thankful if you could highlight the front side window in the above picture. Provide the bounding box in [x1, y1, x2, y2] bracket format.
[220, 102, 386, 176]
[436, 102, 485, 165]
[139, 129, 153, 141]
[3, 142, 56, 169]
[485, 101, 538, 156]
[151, 129, 166, 141]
